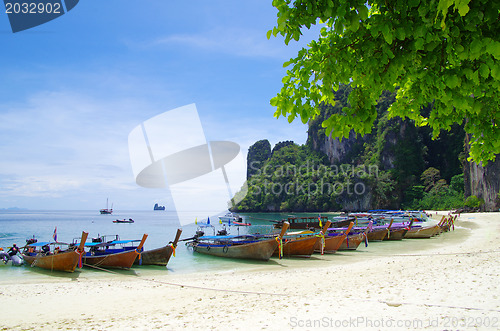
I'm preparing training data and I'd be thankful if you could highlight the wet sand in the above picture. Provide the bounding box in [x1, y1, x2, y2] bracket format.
[0, 212, 499, 330]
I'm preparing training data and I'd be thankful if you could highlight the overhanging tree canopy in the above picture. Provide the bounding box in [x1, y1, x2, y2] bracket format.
[268, 0, 500, 164]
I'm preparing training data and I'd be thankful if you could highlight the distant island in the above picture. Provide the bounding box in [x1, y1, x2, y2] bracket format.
[0, 207, 28, 211]
[153, 203, 165, 211]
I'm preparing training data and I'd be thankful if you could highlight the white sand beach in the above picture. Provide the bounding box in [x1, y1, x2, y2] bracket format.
[0, 212, 499, 330]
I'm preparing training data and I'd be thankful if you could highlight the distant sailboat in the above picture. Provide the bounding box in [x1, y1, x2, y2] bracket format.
[100, 198, 113, 214]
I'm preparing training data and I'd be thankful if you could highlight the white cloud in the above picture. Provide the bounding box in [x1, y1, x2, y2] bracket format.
[145, 26, 321, 60]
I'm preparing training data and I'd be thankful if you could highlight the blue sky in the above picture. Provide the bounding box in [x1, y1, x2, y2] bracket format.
[0, 1, 320, 210]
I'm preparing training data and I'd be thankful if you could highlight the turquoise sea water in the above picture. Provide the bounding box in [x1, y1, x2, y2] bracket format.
[0, 210, 330, 281]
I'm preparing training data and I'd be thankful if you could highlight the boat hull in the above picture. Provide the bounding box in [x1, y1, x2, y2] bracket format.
[22, 251, 81, 272]
[83, 250, 138, 269]
[385, 228, 408, 240]
[273, 235, 319, 257]
[405, 225, 440, 238]
[133, 245, 174, 266]
[314, 234, 346, 253]
[338, 233, 366, 250]
[190, 239, 278, 261]
[367, 229, 388, 241]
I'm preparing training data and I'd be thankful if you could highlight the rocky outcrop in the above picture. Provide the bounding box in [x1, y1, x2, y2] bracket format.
[246, 139, 271, 180]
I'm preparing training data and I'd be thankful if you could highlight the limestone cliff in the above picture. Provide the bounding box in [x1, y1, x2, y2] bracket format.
[464, 135, 500, 211]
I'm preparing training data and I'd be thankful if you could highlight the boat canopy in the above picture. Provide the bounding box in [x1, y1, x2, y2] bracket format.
[198, 235, 258, 240]
[110, 239, 141, 244]
[84, 242, 114, 247]
[27, 241, 53, 247]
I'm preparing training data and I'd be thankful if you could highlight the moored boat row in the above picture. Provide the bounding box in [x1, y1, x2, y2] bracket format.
[8, 211, 457, 273]
[184, 212, 456, 260]
[17, 229, 183, 273]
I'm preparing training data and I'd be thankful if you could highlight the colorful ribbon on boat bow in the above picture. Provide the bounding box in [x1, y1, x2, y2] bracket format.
[169, 243, 176, 257]
[275, 236, 283, 259]
[77, 249, 84, 268]
[363, 233, 368, 247]
[319, 231, 325, 255]
[315, 231, 325, 255]
[136, 249, 142, 265]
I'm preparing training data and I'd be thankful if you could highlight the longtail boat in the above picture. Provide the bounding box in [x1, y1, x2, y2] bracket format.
[405, 226, 439, 238]
[405, 216, 446, 239]
[314, 222, 354, 253]
[134, 229, 182, 266]
[437, 215, 456, 233]
[338, 221, 372, 250]
[186, 222, 289, 261]
[272, 221, 332, 258]
[22, 231, 88, 272]
[366, 222, 389, 241]
[384, 219, 413, 240]
[82, 234, 148, 269]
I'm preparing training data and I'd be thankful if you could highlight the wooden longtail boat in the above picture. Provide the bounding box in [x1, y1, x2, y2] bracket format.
[134, 229, 182, 266]
[338, 222, 372, 250]
[405, 225, 440, 238]
[187, 222, 289, 261]
[384, 219, 413, 240]
[403, 216, 445, 238]
[314, 222, 354, 253]
[22, 232, 88, 273]
[83, 234, 148, 269]
[366, 222, 389, 241]
[437, 215, 455, 233]
[272, 221, 332, 257]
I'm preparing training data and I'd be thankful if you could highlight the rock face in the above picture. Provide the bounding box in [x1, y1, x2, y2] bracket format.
[464, 135, 500, 211]
[309, 130, 362, 165]
[246, 139, 271, 180]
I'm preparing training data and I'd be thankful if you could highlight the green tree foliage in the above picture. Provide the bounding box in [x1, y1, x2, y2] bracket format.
[421, 167, 442, 192]
[268, 0, 500, 164]
[405, 169, 464, 210]
[464, 195, 484, 208]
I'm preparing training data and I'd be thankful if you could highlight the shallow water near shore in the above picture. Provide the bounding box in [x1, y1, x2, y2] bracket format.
[0, 210, 465, 283]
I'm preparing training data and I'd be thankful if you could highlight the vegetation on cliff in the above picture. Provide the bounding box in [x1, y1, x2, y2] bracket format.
[268, 0, 500, 164]
[233, 85, 466, 212]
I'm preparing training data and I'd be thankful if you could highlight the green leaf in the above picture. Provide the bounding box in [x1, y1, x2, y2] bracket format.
[382, 28, 393, 44]
[357, 6, 368, 20]
[270, 96, 278, 107]
[479, 63, 490, 78]
[446, 75, 459, 89]
[266, 29, 272, 40]
[395, 28, 406, 40]
[486, 41, 500, 59]
[415, 38, 424, 50]
[470, 39, 482, 55]
[490, 63, 500, 80]
[456, 0, 470, 16]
